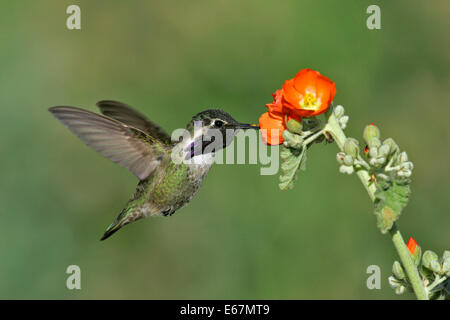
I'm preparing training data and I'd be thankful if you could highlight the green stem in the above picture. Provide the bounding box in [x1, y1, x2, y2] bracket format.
[427, 274, 447, 292]
[324, 112, 376, 201]
[304, 129, 325, 145]
[390, 224, 428, 300]
[324, 111, 428, 300]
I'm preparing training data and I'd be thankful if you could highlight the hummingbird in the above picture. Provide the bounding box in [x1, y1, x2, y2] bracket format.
[49, 100, 259, 240]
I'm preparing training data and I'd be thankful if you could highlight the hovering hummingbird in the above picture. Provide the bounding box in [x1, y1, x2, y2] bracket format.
[49, 101, 259, 240]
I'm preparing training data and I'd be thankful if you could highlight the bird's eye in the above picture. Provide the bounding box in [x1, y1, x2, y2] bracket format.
[214, 120, 224, 128]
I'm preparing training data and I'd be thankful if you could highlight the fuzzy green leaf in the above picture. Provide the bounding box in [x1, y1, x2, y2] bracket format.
[374, 180, 411, 233]
[278, 146, 307, 190]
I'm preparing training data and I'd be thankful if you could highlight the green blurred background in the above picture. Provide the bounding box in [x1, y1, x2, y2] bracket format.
[0, 0, 448, 299]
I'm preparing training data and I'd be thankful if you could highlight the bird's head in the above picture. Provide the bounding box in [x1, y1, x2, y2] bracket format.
[181, 109, 259, 159]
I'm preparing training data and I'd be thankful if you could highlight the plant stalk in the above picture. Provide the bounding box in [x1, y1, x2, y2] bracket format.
[390, 224, 428, 300]
[324, 111, 428, 300]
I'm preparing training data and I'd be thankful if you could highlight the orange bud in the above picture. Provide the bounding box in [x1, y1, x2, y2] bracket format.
[406, 237, 418, 255]
[364, 145, 369, 155]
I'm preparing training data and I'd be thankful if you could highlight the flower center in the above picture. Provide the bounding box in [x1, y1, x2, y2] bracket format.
[301, 93, 320, 110]
[304, 93, 315, 105]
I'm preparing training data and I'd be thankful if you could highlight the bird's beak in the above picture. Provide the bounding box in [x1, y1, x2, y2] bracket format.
[235, 123, 260, 130]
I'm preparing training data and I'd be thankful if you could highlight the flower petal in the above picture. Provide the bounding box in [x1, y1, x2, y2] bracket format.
[265, 89, 284, 114]
[406, 237, 418, 255]
[293, 69, 320, 94]
[281, 79, 300, 109]
[313, 74, 336, 116]
[259, 112, 285, 145]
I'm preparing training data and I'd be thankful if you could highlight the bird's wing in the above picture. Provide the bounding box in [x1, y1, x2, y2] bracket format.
[49, 106, 169, 180]
[96, 100, 171, 145]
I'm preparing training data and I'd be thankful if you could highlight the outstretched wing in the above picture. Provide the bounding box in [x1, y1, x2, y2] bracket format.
[49, 106, 168, 180]
[96, 100, 171, 145]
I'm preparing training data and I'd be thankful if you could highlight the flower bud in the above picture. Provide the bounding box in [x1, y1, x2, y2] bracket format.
[363, 145, 369, 156]
[370, 157, 386, 168]
[399, 151, 408, 163]
[368, 137, 381, 149]
[363, 123, 380, 145]
[400, 162, 414, 171]
[388, 275, 400, 288]
[397, 169, 412, 178]
[343, 138, 360, 158]
[378, 144, 391, 157]
[339, 115, 349, 129]
[343, 155, 354, 166]
[369, 146, 378, 158]
[334, 105, 344, 118]
[286, 118, 303, 134]
[376, 173, 389, 181]
[377, 157, 387, 165]
[406, 237, 421, 266]
[395, 284, 406, 295]
[282, 130, 303, 149]
[442, 251, 450, 276]
[339, 164, 354, 175]
[392, 261, 406, 280]
[336, 152, 346, 165]
[422, 250, 441, 273]
[383, 138, 399, 155]
[388, 276, 406, 295]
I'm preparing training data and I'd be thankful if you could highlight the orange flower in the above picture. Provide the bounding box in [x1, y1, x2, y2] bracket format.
[282, 69, 336, 117]
[259, 112, 285, 145]
[259, 89, 304, 145]
[406, 237, 418, 255]
[258, 68, 335, 145]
